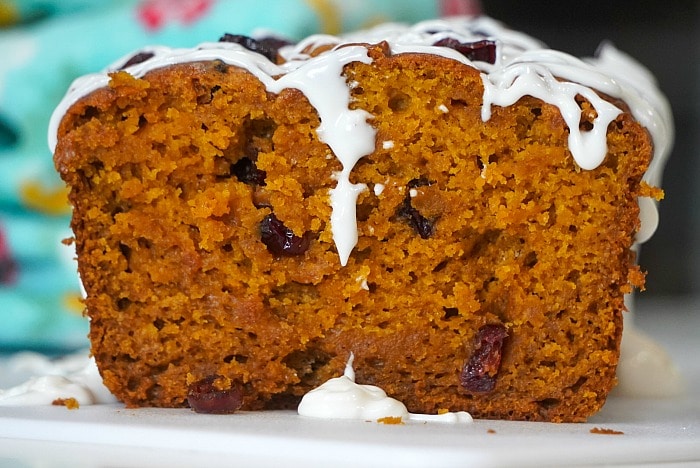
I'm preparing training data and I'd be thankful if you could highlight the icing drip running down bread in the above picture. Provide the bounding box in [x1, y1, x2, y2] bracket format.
[51, 17, 671, 422]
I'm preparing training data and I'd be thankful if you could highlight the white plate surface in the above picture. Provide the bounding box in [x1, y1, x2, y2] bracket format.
[1, 297, 698, 468]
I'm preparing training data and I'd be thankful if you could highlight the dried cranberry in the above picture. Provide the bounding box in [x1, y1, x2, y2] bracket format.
[258, 37, 294, 53]
[187, 375, 243, 414]
[231, 157, 267, 186]
[407, 177, 431, 189]
[460, 324, 508, 392]
[396, 199, 434, 239]
[395, 178, 435, 239]
[260, 213, 311, 256]
[219, 34, 292, 62]
[433, 38, 497, 64]
[119, 52, 155, 69]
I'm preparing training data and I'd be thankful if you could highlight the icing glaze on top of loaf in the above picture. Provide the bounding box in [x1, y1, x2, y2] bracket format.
[48, 16, 672, 263]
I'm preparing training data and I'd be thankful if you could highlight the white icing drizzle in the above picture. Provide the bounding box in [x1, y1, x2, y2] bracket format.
[0, 351, 116, 406]
[586, 42, 674, 188]
[48, 16, 672, 263]
[481, 56, 623, 170]
[297, 353, 473, 424]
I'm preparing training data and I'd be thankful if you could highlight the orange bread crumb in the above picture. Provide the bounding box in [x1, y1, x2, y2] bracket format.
[54, 40, 657, 422]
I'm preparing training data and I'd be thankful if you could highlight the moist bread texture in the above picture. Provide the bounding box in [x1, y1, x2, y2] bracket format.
[54, 33, 660, 422]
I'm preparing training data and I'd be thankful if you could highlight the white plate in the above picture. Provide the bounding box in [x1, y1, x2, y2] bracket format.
[1, 297, 698, 468]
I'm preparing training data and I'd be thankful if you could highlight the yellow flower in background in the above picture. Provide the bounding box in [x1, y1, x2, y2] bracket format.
[19, 180, 71, 216]
[304, 0, 392, 36]
[0, 1, 18, 27]
[305, 0, 341, 35]
[62, 291, 85, 316]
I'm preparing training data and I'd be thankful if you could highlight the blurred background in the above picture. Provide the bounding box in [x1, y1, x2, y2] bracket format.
[0, 0, 697, 352]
